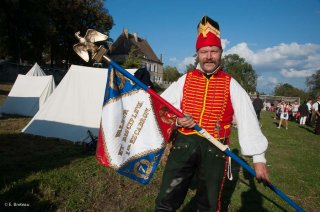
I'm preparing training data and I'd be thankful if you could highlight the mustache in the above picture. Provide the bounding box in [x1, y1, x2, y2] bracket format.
[203, 60, 216, 63]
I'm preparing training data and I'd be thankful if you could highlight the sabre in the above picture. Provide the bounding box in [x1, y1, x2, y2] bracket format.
[73, 29, 305, 212]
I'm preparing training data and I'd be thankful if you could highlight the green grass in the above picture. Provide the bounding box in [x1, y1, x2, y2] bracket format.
[224, 113, 320, 212]
[0, 104, 319, 211]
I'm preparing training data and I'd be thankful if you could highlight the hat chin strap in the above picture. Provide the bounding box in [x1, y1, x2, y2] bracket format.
[208, 64, 221, 75]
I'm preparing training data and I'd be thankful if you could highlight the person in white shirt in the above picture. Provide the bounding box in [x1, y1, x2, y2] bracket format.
[155, 15, 269, 212]
[311, 101, 318, 126]
[292, 101, 300, 122]
[314, 96, 320, 135]
[277, 101, 290, 129]
[306, 99, 312, 125]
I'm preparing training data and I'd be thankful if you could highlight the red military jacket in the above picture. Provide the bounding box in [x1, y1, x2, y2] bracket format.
[178, 69, 234, 139]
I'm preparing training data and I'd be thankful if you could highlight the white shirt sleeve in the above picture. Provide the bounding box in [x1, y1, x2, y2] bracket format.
[312, 103, 318, 110]
[160, 74, 186, 111]
[230, 78, 268, 163]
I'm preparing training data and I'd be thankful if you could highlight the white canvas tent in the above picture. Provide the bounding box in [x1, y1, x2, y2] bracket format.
[22, 65, 109, 142]
[26, 63, 46, 76]
[126, 68, 138, 75]
[0, 74, 55, 116]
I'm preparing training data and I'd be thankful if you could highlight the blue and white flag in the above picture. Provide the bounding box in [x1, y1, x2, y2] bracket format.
[96, 67, 175, 184]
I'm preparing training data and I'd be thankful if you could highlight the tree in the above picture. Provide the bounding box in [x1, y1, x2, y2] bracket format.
[163, 66, 181, 82]
[47, 0, 113, 67]
[0, 0, 50, 63]
[185, 54, 197, 73]
[273, 83, 309, 100]
[222, 54, 257, 93]
[122, 46, 142, 68]
[0, 0, 113, 68]
[306, 69, 320, 98]
[185, 63, 196, 73]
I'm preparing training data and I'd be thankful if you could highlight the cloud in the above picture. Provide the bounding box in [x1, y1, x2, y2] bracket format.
[169, 57, 177, 62]
[224, 42, 320, 77]
[221, 39, 230, 50]
[280, 68, 315, 78]
[224, 42, 255, 62]
[224, 42, 320, 92]
[258, 76, 279, 86]
[177, 56, 196, 72]
[257, 76, 281, 93]
[169, 41, 320, 93]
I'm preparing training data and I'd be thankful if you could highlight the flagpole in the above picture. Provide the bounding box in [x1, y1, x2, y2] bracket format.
[72, 29, 303, 210]
[102, 55, 304, 212]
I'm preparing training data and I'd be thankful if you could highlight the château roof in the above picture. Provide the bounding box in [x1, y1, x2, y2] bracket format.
[109, 30, 162, 64]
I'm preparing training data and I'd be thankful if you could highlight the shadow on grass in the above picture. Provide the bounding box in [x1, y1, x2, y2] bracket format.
[0, 114, 28, 119]
[0, 180, 57, 211]
[180, 149, 287, 211]
[0, 133, 92, 209]
[238, 166, 268, 212]
[273, 121, 279, 127]
[298, 125, 315, 133]
[237, 177, 288, 212]
[236, 152, 287, 212]
[0, 89, 10, 96]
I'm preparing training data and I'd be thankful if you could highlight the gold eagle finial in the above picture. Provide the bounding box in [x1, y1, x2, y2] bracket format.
[73, 29, 108, 62]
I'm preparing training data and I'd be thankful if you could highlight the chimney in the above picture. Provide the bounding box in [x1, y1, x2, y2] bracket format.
[123, 28, 129, 39]
[133, 32, 138, 42]
[160, 54, 163, 62]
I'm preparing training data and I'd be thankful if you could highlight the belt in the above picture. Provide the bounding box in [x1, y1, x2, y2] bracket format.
[175, 131, 229, 145]
[215, 137, 228, 145]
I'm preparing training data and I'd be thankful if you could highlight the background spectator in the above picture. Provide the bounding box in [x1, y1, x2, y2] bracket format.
[277, 101, 290, 129]
[134, 66, 154, 89]
[273, 100, 279, 119]
[252, 93, 264, 121]
[306, 99, 312, 125]
[314, 96, 320, 135]
[292, 101, 300, 122]
[298, 101, 309, 126]
[311, 100, 318, 127]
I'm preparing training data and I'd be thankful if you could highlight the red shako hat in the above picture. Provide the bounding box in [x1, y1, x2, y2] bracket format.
[196, 16, 221, 50]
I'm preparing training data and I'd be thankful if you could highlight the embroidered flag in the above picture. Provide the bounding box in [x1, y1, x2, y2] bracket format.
[96, 67, 175, 184]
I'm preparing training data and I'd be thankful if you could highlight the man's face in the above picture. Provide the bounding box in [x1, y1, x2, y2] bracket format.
[197, 46, 222, 73]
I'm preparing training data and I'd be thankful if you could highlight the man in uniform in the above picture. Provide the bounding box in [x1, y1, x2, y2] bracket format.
[155, 16, 270, 211]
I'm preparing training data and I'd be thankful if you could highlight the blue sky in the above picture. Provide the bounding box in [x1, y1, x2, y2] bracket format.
[105, 0, 320, 94]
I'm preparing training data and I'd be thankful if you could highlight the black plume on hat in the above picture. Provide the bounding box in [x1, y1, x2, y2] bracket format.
[197, 16, 220, 31]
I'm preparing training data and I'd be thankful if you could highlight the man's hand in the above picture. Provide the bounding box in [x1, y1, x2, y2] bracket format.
[177, 114, 196, 128]
[253, 162, 270, 185]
